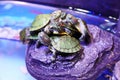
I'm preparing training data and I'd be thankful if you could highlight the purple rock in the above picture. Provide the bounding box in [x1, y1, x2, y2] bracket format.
[112, 61, 120, 80]
[26, 24, 120, 80]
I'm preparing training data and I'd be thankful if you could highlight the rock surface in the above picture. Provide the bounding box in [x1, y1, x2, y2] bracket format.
[26, 24, 120, 80]
[112, 61, 120, 80]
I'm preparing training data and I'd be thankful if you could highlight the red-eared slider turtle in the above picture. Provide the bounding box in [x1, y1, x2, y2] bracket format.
[44, 11, 91, 43]
[36, 32, 82, 60]
[20, 14, 51, 43]
[62, 13, 91, 42]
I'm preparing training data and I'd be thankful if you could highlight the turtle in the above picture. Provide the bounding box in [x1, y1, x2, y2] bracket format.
[36, 31, 82, 60]
[29, 10, 64, 32]
[58, 13, 91, 43]
[62, 13, 91, 42]
[45, 11, 91, 44]
[20, 14, 51, 43]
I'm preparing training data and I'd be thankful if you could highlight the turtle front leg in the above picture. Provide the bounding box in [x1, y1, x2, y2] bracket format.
[75, 18, 91, 44]
[49, 46, 57, 61]
[35, 31, 51, 50]
[38, 31, 51, 45]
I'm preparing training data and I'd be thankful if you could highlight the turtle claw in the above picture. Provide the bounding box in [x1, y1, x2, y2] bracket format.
[79, 35, 85, 41]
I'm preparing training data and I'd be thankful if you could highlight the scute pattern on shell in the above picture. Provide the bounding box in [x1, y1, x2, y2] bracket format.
[51, 35, 81, 53]
[30, 14, 50, 31]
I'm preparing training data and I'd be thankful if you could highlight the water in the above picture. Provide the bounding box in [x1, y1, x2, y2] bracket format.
[0, 1, 117, 80]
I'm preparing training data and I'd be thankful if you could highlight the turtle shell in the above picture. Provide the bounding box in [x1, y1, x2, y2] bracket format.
[50, 35, 81, 53]
[30, 14, 50, 31]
